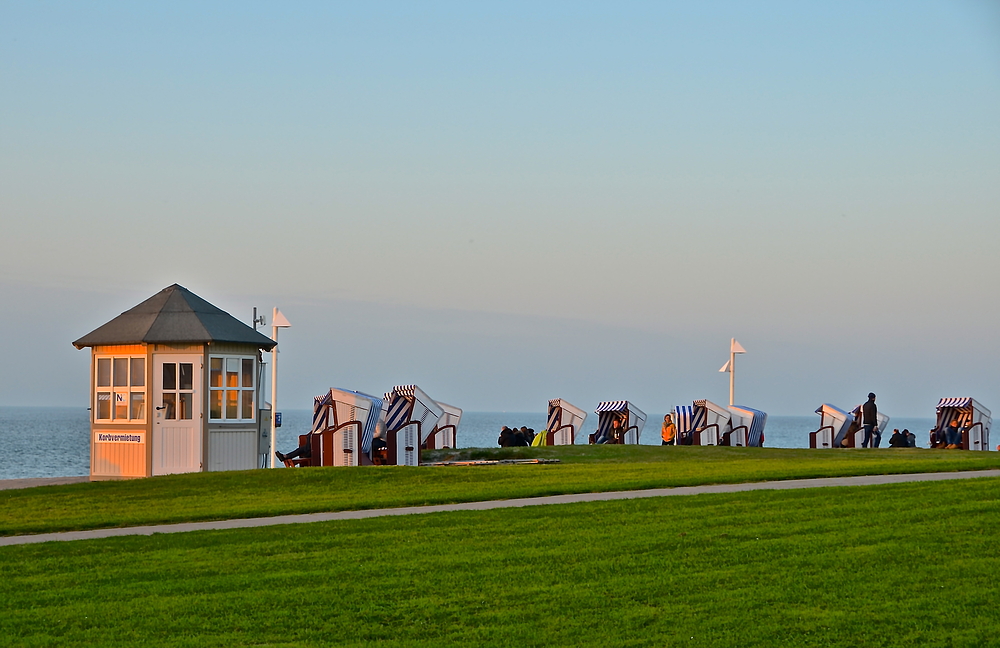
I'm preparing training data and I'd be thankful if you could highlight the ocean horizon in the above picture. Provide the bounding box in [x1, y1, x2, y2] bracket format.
[0, 406, 938, 481]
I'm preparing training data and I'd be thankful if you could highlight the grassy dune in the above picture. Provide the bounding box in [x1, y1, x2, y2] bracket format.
[2, 477, 999, 646]
[2, 445, 999, 536]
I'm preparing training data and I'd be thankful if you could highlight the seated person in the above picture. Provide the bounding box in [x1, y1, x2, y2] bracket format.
[888, 428, 908, 448]
[276, 434, 313, 464]
[904, 428, 916, 448]
[929, 427, 948, 448]
[497, 426, 515, 447]
[946, 419, 964, 449]
[609, 418, 624, 444]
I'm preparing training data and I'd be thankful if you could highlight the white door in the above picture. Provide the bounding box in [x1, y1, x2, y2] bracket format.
[153, 354, 202, 475]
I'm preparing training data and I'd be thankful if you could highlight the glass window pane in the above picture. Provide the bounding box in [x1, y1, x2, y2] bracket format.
[179, 363, 193, 391]
[115, 392, 128, 419]
[162, 363, 176, 391]
[113, 358, 129, 387]
[130, 358, 145, 387]
[226, 390, 238, 419]
[97, 358, 111, 387]
[130, 392, 145, 420]
[242, 359, 254, 388]
[210, 390, 222, 419]
[96, 392, 111, 419]
[226, 368, 238, 387]
[179, 393, 193, 420]
[210, 358, 223, 387]
[241, 390, 254, 420]
[162, 393, 176, 420]
[226, 357, 239, 373]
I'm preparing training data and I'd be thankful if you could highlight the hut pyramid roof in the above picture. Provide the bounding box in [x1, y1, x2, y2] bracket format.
[73, 284, 277, 350]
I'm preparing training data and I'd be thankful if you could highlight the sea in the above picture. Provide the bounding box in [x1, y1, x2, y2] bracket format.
[0, 406, 937, 481]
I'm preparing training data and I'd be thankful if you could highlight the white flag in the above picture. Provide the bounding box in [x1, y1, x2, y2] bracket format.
[719, 360, 732, 373]
[731, 338, 746, 354]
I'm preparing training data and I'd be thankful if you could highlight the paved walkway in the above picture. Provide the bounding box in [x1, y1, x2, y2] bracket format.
[0, 476, 89, 491]
[3, 469, 998, 548]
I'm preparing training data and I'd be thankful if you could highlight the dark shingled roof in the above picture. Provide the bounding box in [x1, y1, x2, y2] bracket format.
[73, 284, 278, 350]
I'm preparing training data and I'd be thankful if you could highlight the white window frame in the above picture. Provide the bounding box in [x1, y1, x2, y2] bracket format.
[208, 355, 257, 422]
[94, 354, 147, 423]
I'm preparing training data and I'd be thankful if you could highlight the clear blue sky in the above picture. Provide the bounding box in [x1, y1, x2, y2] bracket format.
[2, 1, 998, 417]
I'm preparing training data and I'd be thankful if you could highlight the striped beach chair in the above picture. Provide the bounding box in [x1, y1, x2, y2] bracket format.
[810, 404, 853, 449]
[309, 388, 383, 466]
[727, 406, 767, 447]
[545, 399, 588, 445]
[426, 401, 462, 450]
[934, 398, 992, 451]
[689, 399, 732, 446]
[591, 401, 646, 444]
[383, 385, 444, 465]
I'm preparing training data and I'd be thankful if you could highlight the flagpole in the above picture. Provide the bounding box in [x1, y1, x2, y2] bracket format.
[269, 308, 291, 468]
[729, 340, 735, 407]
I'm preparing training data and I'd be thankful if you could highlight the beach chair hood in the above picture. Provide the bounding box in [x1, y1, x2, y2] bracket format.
[312, 388, 384, 456]
[547, 399, 587, 444]
[384, 384, 445, 444]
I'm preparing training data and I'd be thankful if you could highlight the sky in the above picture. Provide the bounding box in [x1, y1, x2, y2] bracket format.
[1, 1, 999, 417]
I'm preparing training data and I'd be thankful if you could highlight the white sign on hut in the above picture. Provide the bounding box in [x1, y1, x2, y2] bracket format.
[73, 284, 277, 480]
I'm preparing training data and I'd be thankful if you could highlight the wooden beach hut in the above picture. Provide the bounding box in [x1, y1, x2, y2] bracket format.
[73, 284, 277, 480]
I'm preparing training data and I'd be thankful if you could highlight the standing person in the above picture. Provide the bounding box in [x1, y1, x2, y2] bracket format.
[861, 393, 878, 448]
[661, 414, 676, 445]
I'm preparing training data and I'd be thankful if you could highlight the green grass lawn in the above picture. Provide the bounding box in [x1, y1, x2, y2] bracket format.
[3, 445, 999, 536]
[2, 477, 999, 647]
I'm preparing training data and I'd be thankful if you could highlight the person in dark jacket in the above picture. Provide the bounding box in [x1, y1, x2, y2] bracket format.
[888, 428, 908, 448]
[861, 393, 878, 448]
[904, 429, 916, 447]
[497, 426, 515, 447]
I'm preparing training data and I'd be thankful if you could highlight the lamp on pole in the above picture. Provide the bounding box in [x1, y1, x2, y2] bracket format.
[718, 338, 747, 407]
[269, 307, 291, 468]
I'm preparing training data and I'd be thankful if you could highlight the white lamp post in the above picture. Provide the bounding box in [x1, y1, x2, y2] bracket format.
[269, 307, 292, 468]
[718, 338, 747, 407]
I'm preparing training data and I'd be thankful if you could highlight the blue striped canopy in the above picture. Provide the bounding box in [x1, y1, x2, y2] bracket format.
[731, 405, 767, 447]
[937, 397, 973, 410]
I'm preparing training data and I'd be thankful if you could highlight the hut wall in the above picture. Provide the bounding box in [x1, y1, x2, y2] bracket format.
[90, 344, 152, 479]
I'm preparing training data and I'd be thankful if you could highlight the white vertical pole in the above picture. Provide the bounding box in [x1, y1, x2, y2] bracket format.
[270, 307, 279, 469]
[729, 339, 735, 407]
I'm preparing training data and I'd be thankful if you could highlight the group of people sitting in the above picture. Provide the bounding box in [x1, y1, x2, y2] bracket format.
[887, 428, 917, 448]
[497, 425, 537, 447]
[929, 419, 968, 449]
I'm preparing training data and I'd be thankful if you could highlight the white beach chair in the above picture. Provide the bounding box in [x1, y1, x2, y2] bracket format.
[426, 401, 462, 450]
[545, 399, 588, 445]
[934, 398, 992, 451]
[810, 404, 853, 449]
[689, 399, 732, 446]
[383, 385, 445, 465]
[727, 406, 768, 447]
[591, 401, 646, 444]
[308, 388, 384, 466]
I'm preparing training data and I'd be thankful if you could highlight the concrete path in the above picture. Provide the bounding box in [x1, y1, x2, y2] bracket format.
[0, 476, 89, 491]
[3, 469, 999, 548]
